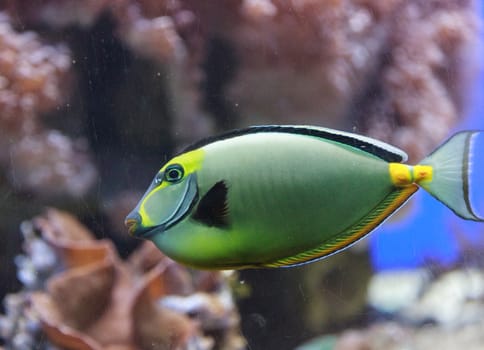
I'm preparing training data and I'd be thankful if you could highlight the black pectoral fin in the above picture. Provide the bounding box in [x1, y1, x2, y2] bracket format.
[192, 181, 230, 228]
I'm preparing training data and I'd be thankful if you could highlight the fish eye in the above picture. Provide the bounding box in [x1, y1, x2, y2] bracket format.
[164, 164, 184, 183]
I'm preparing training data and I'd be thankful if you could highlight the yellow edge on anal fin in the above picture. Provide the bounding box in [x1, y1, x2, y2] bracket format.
[263, 185, 418, 268]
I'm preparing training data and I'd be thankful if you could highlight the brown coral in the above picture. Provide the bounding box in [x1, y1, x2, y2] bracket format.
[26, 209, 244, 350]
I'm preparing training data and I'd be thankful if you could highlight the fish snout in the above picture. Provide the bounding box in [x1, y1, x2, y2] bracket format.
[125, 211, 141, 236]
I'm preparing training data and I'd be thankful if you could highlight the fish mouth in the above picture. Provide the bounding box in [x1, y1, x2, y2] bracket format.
[125, 213, 161, 238]
[129, 224, 163, 239]
[125, 173, 198, 239]
[125, 216, 139, 234]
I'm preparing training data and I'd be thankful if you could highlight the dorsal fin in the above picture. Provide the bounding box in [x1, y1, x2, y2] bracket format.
[182, 125, 407, 162]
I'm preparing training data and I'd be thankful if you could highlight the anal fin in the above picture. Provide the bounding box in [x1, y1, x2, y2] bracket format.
[263, 185, 418, 268]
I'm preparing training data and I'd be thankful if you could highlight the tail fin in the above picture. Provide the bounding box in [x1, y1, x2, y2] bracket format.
[418, 131, 483, 221]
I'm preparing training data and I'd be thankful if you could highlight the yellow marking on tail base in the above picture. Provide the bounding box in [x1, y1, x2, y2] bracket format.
[413, 165, 433, 184]
[389, 163, 413, 186]
[389, 163, 433, 187]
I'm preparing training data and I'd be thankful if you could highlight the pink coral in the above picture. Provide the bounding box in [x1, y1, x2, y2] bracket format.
[0, 11, 71, 146]
[0, 11, 97, 197]
[7, 0, 476, 159]
[0, 13, 70, 115]
[4, 0, 113, 28]
[222, 0, 402, 126]
[8, 131, 97, 197]
[366, 0, 479, 160]
[113, 0, 478, 159]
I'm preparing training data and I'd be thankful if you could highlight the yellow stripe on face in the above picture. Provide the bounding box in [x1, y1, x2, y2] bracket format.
[139, 148, 205, 227]
[161, 148, 205, 175]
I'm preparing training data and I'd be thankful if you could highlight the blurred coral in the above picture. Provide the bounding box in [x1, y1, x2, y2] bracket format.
[296, 267, 484, 350]
[0, 12, 71, 136]
[5, 0, 214, 145]
[4, 0, 478, 158]
[227, 0, 478, 160]
[110, 0, 476, 162]
[8, 131, 97, 197]
[329, 320, 484, 350]
[226, 0, 401, 127]
[360, 0, 479, 161]
[0, 209, 245, 350]
[0, 11, 96, 197]
[113, 1, 214, 145]
[4, 0, 112, 28]
[368, 268, 484, 327]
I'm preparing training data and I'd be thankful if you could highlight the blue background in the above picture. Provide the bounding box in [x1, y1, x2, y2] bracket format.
[370, 3, 484, 270]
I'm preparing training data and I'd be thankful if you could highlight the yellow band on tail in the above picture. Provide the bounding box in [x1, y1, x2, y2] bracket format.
[389, 163, 433, 187]
[413, 165, 433, 184]
[389, 163, 413, 186]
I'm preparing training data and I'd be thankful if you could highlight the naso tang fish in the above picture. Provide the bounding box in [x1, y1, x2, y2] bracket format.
[125, 126, 483, 269]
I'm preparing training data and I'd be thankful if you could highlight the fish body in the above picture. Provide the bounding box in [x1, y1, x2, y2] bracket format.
[126, 126, 483, 269]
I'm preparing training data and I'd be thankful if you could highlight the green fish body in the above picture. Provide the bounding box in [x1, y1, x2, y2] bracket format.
[126, 126, 483, 269]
